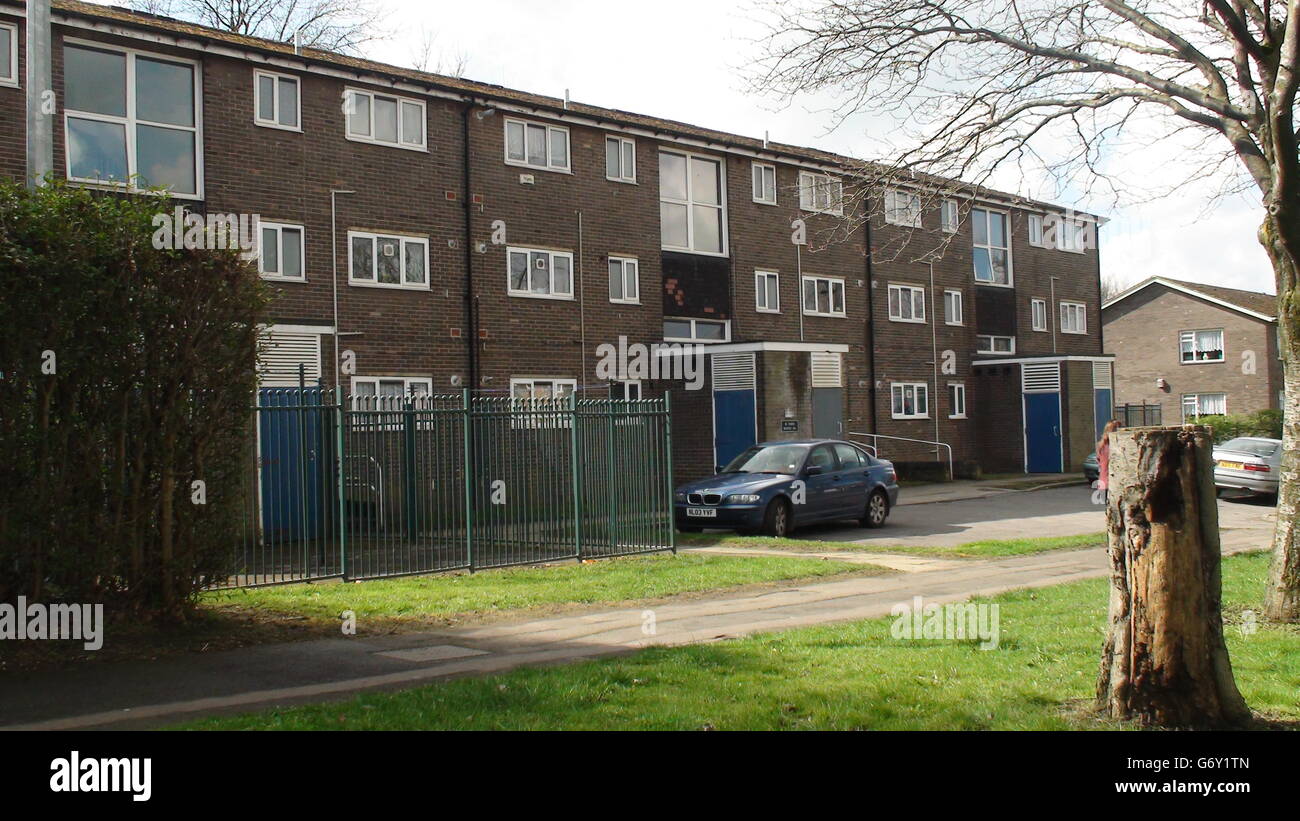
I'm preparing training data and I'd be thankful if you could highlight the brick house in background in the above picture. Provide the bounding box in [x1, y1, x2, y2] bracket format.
[0, 0, 1113, 481]
[1103, 277, 1282, 424]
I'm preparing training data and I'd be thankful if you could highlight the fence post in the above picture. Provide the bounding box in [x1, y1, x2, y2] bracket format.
[335, 384, 348, 580]
[403, 395, 417, 542]
[462, 388, 474, 571]
[665, 391, 676, 554]
[570, 391, 582, 560]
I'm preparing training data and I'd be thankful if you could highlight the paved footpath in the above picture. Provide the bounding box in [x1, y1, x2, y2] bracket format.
[0, 497, 1275, 731]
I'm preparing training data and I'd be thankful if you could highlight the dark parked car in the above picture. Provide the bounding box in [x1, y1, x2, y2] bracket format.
[674, 439, 900, 537]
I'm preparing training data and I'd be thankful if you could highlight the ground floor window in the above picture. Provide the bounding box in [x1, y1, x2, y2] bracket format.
[948, 383, 966, 419]
[891, 382, 929, 419]
[351, 376, 432, 407]
[1182, 392, 1226, 421]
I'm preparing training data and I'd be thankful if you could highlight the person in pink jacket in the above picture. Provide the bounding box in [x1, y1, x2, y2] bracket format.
[1096, 420, 1120, 495]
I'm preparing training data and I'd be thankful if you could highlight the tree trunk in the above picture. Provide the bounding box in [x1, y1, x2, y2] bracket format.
[1096, 425, 1251, 728]
[1261, 216, 1300, 622]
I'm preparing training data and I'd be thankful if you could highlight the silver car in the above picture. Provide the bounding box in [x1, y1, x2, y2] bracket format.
[1213, 437, 1282, 496]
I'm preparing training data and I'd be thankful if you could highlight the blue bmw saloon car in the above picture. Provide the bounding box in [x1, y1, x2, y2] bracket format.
[674, 439, 900, 537]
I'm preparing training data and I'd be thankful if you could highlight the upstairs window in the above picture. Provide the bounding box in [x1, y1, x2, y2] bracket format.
[1060, 301, 1087, 334]
[508, 247, 574, 299]
[884, 189, 922, 227]
[948, 383, 967, 419]
[972, 207, 1011, 285]
[977, 335, 1015, 354]
[941, 199, 959, 233]
[605, 136, 635, 182]
[259, 222, 305, 281]
[1031, 298, 1048, 331]
[505, 117, 569, 172]
[660, 150, 725, 255]
[755, 270, 780, 313]
[349, 231, 429, 290]
[944, 289, 963, 325]
[1180, 329, 1224, 363]
[255, 71, 299, 130]
[752, 162, 776, 204]
[663, 317, 729, 343]
[802, 276, 846, 317]
[346, 88, 425, 150]
[0, 23, 16, 86]
[888, 283, 926, 323]
[608, 256, 639, 304]
[64, 43, 201, 197]
[799, 171, 843, 215]
[1182, 392, 1226, 421]
[891, 382, 929, 420]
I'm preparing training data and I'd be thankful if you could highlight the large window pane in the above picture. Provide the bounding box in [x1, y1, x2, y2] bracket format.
[351, 236, 374, 279]
[972, 209, 989, 246]
[401, 102, 422, 144]
[529, 250, 549, 293]
[136, 58, 194, 126]
[509, 250, 528, 291]
[257, 75, 276, 121]
[609, 260, 623, 300]
[692, 205, 722, 253]
[0, 28, 10, 81]
[988, 212, 1006, 247]
[973, 247, 992, 281]
[66, 46, 127, 117]
[606, 138, 620, 179]
[403, 241, 425, 284]
[664, 319, 692, 339]
[526, 124, 546, 166]
[549, 129, 568, 169]
[376, 236, 401, 283]
[553, 255, 571, 294]
[661, 202, 688, 247]
[282, 228, 302, 277]
[348, 92, 370, 136]
[373, 96, 398, 143]
[506, 121, 525, 161]
[659, 152, 687, 200]
[691, 158, 720, 205]
[135, 125, 196, 194]
[278, 78, 299, 127]
[67, 118, 128, 182]
[696, 321, 725, 340]
[261, 227, 279, 272]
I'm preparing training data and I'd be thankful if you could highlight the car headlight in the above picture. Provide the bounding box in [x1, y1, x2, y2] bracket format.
[726, 494, 761, 504]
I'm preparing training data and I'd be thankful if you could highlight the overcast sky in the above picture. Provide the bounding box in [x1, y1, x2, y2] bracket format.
[108, 0, 1279, 295]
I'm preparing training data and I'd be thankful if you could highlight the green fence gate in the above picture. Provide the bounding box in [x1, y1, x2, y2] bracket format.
[222, 389, 674, 587]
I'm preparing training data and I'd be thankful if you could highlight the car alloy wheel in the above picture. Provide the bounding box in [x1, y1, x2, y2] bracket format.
[866, 491, 888, 528]
[765, 499, 791, 537]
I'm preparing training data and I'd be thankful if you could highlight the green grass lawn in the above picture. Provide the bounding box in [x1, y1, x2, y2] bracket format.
[177, 551, 1296, 731]
[677, 530, 1106, 558]
[200, 552, 881, 628]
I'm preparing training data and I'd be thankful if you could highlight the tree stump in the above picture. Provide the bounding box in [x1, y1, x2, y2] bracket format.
[1096, 425, 1250, 728]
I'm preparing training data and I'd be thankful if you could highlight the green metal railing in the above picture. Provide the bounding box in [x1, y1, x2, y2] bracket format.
[221, 389, 674, 587]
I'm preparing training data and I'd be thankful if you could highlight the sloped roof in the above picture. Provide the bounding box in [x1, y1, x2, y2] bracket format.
[6, 0, 1098, 217]
[1103, 276, 1277, 321]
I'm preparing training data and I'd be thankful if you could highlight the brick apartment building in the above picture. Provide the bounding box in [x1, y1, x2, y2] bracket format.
[0, 0, 1113, 481]
[1103, 276, 1282, 423]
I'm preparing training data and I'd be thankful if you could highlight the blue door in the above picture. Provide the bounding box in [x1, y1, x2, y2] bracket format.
[1094, 388, 1113, 440]
[1024, 392, 1063, 473]
[258, 387, 328, 539]
[713, 389, 756, 472]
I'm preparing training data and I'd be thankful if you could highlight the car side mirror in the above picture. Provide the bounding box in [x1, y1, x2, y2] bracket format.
[804, 464, 823, 477]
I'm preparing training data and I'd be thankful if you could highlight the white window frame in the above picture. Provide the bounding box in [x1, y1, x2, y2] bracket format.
[507, 246, 575, 300]
[350, 375, 433, 407]
[618, 380, 642, 400]
[0, 22, 17, 87]
[755, 270, 780, 313]
[1181, 392, 1227, 421]
[891, 382, 930, 420]
[608, 255, 640, 305]
[971, 207, 1013, 286]
[752, 162, 777, 205]
[504, 117, 570, 172]
[799, 171, 844, 215]
[1028, 214, 1045, 247]
[941, 199, 959, 233]
[802, 275, 847, 318]
[347, 230, 430, 290]
[509, 378, 578, 428]
[344, 88, 426, 151]
[258, 221, 305, 282]
[1060, 301, 1087, 334]
[1031, 298, 1048, 332]
[884, 189, 922, 228]
[943, 289, 963, 325]
[253, 69, 300, 132]
[948, 382, 967, 419]
[1179, 328, 1225, 363]
[605, 135, 636, 183]
[888, 283, 926, 323]
[663, 317, 730, 343]
[62, 39, 204, 199]
[659, 148, 728, 256]
[976, 335, 1016, 355]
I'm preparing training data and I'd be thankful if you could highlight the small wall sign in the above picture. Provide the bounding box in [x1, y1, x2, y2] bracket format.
[781, 420, 798, 432]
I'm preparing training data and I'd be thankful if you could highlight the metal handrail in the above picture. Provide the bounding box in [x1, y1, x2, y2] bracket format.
[847, 432, 954, 481]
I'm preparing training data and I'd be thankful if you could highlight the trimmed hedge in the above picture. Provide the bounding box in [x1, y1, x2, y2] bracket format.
[1196, 410, 1284, 444]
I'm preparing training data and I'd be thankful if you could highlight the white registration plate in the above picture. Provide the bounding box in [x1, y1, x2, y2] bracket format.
[686, 507, 716, 518]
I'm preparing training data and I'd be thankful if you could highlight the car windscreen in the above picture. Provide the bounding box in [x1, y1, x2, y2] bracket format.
[1219, 438, 1279, 457]
[721, 444, 809, 475]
